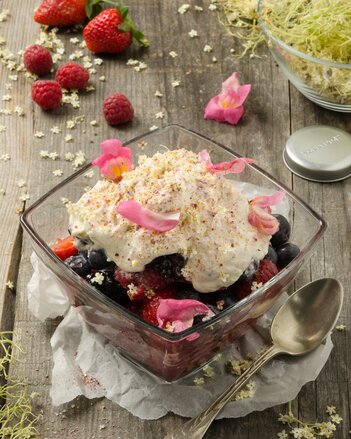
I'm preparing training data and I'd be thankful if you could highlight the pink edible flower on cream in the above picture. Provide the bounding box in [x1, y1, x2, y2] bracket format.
[157, 299, 215, 333]
[92, 139, 132, 182]
[199, 149, 254, 175]
[117, 200, 180, 232]
[204, 72, 251, 125]
[248, 190, 286, 236]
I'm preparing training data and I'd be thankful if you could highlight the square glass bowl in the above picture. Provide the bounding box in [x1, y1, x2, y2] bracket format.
[21, 124, 327, 382]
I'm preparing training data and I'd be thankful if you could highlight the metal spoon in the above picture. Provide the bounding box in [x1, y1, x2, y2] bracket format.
[165, 278, 343, 439]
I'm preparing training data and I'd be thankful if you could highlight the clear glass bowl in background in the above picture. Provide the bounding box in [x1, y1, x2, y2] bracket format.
[21, 125, 327, 382]
[258, 0, 351, 113]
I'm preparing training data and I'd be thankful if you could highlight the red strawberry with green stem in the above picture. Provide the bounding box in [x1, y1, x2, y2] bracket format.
[34, 0, 87, 27]
[84, 1, 148, 53]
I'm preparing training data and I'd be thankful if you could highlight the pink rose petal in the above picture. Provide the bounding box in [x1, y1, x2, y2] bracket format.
[248, 205, 280, 236]
[199, 149, 254, 175]
[248, 190, 286, 235]
[92, 139, 133, 182]
[117, 200, 180, 232]
[204, 72, 251, 125]
[250, 190, 286, 212]
[157, 299, 215, 333]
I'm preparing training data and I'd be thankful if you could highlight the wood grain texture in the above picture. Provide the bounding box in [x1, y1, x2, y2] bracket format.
[1, 0, 350, 438]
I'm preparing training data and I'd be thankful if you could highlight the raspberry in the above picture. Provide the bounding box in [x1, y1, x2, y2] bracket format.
[23, 45, 53, 76]
[32, 80, 62, 110]
[233, 259, 278, 302]
[103, 93, 134, 125]
[55, 62, 89, 90]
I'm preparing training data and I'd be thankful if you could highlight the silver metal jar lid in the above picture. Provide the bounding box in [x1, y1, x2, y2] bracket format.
[283, 125, 351, 182]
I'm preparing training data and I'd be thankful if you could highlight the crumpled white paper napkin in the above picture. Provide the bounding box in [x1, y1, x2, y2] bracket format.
[28, 252, 333, 420]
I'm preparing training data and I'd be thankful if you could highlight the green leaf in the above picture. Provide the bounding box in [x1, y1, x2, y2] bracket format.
[86, 0, 103, 18]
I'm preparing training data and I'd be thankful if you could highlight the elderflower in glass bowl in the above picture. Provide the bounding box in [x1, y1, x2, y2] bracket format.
[258, 0, 351, 112]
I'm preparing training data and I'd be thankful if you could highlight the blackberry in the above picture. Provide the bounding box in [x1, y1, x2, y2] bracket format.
[88, 249, 113, 270]
[150, 254, 185, 280]
[65, 253, 91, 277]
[86, 271, 128, 304]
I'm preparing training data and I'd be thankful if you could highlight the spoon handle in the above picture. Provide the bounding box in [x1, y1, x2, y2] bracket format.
[164, 344, 281, 439]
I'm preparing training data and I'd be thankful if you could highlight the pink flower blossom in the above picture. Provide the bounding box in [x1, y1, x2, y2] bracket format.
[204, 72, 251, 125]
[199, 149, 254, 176]
[92, 139, 132, 182]
[117, 200, 180, 232]
[157, 299, 214, 333]
[248, 190, 286, 236]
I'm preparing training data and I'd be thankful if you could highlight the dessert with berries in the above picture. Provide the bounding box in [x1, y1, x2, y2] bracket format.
[52, 139, 300, 334]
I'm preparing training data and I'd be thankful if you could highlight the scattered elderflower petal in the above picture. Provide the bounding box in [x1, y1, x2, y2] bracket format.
[91, 272, 104, 285]
[19, 193, 30, 202]
[94, 58, 103, 65]
[85, 84, 95, 92]
[64, 134, 73, 143]
[209, 4, 217, 11]
[14, 106, 25, 116]
[48, 152, 59, 160]
[335, 324, 346, 331]
[5, 280, 14, 289]
[0, 188, 5, 195]
[193, 377, 205, 386]
[72, 150, 86, 169]
[64, 152, 75, 161]
[188, 29, 198, 38]
[16, 179, 26, 188]
[69, 37, 80, 44]
[233, 380, 255, 400]
[178, 4, 191, 14]
[331, 414, 342, 424]
[195, 5, 203, 11]
[172, 80, 181, 88]
[204, 44, 213, 53]
[169, 51, 178, 58]
[202, 365, 215, 378]
[326, 406, 337, 416]
[60, 197, 69, 204]
[53, 169, 63, 177]
[90, 120, 98, 127]
[149, 125, 158, 131]
[50, 126, 61, 134]
[155, 111, 165, 119]
[39, 150, 49, 158]
[99, 75, 106, 81]
[34, 131, 45, 138]
[0, 153, 10, 161]
[155, 90, 163, 97]
[0, 125, 6, 133]
[212, 56, 217, 63]
[277, 431, 288, 439]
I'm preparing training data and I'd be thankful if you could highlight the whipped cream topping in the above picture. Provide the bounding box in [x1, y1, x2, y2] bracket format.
[67, 149, 271, 293]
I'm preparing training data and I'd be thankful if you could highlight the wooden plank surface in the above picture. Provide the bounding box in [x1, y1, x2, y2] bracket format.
[0, 1, 350, 438]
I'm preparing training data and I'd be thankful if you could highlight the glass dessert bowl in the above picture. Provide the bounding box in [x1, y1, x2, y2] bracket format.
[21, 125, 326, 382]
[258, 0, 351, 112]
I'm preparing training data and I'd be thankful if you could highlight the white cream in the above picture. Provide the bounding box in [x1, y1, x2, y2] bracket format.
[68, 149, 270, 293]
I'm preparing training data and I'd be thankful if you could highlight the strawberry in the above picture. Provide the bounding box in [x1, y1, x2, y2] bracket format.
[83, 3, 148, 54]
[34, 0, 87, 26]
[51, 236, 78, 260]
[141, 290, 175, 326]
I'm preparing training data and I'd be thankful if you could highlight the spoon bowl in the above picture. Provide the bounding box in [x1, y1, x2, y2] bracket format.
[271, 278, 343, 355]
[165, 278, 343, 439]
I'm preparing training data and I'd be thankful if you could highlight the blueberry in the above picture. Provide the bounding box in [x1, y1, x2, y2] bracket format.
[276, 243, 300, 268]
[65, 253, 91, 277]
[264, 246, 278, 264]
[207, 290, 236, 311]
[86, 271, 128, 304]
[270, 214, 291, 248]
[88, 249, 111, 270]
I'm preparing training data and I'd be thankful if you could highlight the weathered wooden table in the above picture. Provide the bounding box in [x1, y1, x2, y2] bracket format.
[0, 1, 350, 438]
